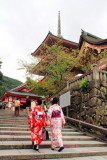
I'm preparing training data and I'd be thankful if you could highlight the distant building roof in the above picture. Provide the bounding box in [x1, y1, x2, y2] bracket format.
[79, 30, 107, 49]
[11, 83, 26, 91]
[2, 83, 44, 101]
[6, 90, 43, 98]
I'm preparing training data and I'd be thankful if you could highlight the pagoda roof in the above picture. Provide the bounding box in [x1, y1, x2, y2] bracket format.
[79, 30, 107, 49]
[31, 32, 78, 57]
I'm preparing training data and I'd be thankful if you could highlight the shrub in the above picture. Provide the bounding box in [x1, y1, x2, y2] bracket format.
[79, 77, 89, 93]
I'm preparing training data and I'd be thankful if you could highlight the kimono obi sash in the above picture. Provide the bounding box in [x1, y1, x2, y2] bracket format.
[35, 111, 43, 119]
[52, 110, 61, 118]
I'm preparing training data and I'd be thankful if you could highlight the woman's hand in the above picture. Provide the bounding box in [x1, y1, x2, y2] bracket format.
[62, 123, 64, 128]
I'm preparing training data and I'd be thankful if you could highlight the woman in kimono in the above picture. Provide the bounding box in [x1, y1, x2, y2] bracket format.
[47, 97, 65, 152]
[28, 99, 46, 151]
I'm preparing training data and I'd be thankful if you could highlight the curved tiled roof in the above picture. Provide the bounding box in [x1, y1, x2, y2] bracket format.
[31, 32, 78, 57]
[79, 30, 107, 49]
[7, 90, 43, 98]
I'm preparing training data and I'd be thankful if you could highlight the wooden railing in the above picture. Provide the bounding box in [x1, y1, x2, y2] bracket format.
[65, 116, 107, 141]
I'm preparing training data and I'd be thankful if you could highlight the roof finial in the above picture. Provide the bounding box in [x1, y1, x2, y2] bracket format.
[57, 11, 62, 38]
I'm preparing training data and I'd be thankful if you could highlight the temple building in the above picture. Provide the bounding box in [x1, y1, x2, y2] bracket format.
[31, 11, 78, 78]
[2, 83, 43, 109]
[30, 13, 107, 85]
[79, 30, 107, 70]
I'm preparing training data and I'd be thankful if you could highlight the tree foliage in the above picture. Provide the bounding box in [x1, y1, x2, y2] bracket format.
[25, 44, 107, 96]
[79, 77, 89, 93]
[0, 75, 22, 98]
[25, 43, 79, 95]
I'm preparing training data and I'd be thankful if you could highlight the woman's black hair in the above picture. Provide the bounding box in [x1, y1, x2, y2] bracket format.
[51, 97, 59, 105]
[37, 99, 42, 105]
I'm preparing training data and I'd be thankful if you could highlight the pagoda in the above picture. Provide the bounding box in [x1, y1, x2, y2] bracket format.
[30, 13, 107, 85]
[31, 11, 78, 77]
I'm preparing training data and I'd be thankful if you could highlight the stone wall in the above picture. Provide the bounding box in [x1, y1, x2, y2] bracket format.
[70, 80, 107, 126]
[55, 66, 107, 126]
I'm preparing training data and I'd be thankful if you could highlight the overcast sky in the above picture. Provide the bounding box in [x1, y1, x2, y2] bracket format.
[0, 0, 107, 83]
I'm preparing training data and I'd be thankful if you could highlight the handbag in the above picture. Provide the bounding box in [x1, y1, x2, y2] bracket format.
[42, 128, 49, 141]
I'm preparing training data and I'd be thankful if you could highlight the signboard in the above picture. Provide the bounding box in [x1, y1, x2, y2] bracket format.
[59, 91, 70, 108]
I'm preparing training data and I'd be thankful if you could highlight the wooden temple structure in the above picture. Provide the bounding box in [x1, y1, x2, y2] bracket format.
[2, 12, 107, 106]
[79, 30, 107, 70]
[31, 30, 107, 77]
[2, 83, 43, 109]
[31, 31, 78, 76]
[31, 12, 107, 83]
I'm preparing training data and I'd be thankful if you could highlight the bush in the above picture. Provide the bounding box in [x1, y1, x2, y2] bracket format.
[79, 77, 89, 93]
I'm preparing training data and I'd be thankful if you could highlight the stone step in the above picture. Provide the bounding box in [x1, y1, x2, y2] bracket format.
[28, 156, 107, 160]
[0, 115, 27, 118]
[0, 121, 28, 124]
[0, 119, 27, 122]
[0, 141, 106, 149]
[0, 135, 95, 141]
[0, 109, 107, 159]
[27, 156, 107, 160]
[0, 130, 82, 136]
[0, 127, 77, 132]
[0, 147, 107, 160]
[0, 127, 30, 131]
[0, 111, 27, 116]
[0, 124, 29, 127]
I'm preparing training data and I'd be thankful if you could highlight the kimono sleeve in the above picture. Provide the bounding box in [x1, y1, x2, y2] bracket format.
[47, 106, 53, 120]
[42, 111, 47, 127]
[60, 106, 66, 125]
[28, 110, 34, 129]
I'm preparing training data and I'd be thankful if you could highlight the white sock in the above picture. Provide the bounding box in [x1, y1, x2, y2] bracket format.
[36, 145, 39, 149]
[34, 141, 37, 145]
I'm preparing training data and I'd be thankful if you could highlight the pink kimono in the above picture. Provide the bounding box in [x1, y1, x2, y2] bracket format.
[48, 104, 65, 149]
[28, 106, 46, 145]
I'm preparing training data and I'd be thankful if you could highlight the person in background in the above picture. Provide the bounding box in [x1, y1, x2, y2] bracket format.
[47, 97, 65, 152]
[26, 96, 31, 115]
[28, 99, 46, 151]
[31, 99, 37, 111]
[14, 98, 20, 117]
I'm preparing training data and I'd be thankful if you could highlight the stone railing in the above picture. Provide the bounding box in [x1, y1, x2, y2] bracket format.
[57, 65, 107, 96]
[65, 116, 107, 141]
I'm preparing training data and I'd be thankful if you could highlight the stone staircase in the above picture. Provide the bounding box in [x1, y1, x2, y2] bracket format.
[0, 109, 107, 160]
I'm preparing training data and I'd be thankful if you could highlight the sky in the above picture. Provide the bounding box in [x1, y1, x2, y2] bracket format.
[0, 0, 107, 83]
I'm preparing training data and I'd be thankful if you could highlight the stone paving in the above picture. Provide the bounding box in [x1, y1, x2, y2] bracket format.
[0, 109, 107, 159]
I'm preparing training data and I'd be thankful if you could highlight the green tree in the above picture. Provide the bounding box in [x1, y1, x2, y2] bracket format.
[25, 43, 79, 95]
[0, 76, 22, 98]
[23, 44, 107, 96]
